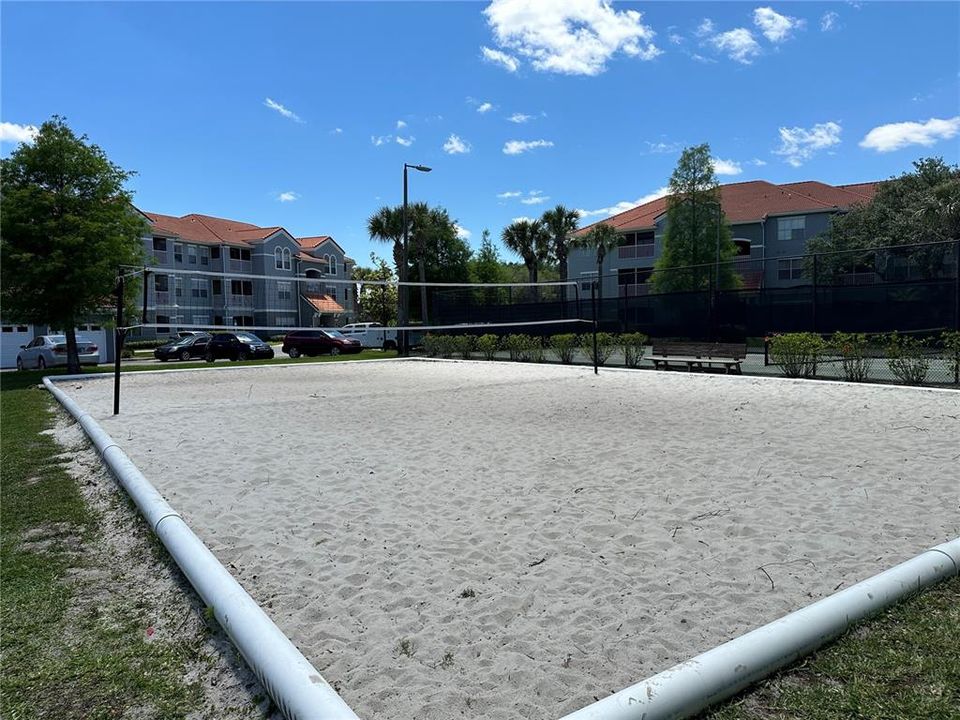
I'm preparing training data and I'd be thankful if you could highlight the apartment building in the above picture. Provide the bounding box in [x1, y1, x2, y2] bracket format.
[140, 210, 354, 336]
[569, 180, 880, 298]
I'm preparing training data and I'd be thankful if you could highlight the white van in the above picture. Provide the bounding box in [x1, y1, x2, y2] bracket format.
[339, 322, 398, 350]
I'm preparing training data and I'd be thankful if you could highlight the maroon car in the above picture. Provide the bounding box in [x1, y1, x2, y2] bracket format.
[282, 329, 363, 357]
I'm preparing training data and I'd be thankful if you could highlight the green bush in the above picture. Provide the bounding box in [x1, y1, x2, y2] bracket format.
[423, 334, 454, 358]
[450, 335, 474, 360]
[581, 332, 615, 366]
[941, 330, 960, 384]
[769, 333, 824, 378]
[550, 334, 579, 364]
[620, 332, 649, 368]
[886, 333, 929, 385]
[504, 334, 543, 362]
[124, 338, 171, 350]
[475, 334, 499, 361]
[829, 332, 872, 382]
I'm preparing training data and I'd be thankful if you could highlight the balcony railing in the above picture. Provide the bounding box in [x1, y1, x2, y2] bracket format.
[153, 291, 170, 305]
[228, 294, 255, 308]
[618, 244, 654, 260]
[228, 260, 253, 273]
[151, 250, 169, 265]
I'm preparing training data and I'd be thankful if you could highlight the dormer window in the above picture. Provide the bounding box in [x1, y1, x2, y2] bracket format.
[275, 247, 292, 270]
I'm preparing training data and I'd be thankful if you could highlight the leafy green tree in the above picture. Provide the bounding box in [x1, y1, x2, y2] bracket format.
[470, 229, 508, 304]
[501, 219, 550, 284]
[806, 157, 960, 282]
[366, 206, 407, 327]
[572, 223, 620, 301]
[352, 253, 397, 325]
[1, 117, 146, 372]
[652, 144, 739, 293]
[541, 204, 580, 293]
[406, 204, 471, 322]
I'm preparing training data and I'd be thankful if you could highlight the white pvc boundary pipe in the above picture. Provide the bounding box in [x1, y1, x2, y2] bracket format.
[560, 537, 960, 720]
[43, 377, 361, 720]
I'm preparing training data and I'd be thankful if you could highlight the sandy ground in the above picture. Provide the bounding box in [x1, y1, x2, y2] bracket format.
[57, 360, 959, 719]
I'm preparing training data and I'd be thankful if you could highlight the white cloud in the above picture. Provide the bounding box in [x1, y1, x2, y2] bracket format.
[508, 112, 533, 123]
[774, 121, 842, 166]
[645, 140, 683, 154]
[860, 116, 960, 153]
[477, 102, 494, 113]
[692, 53, 717, 64]
[396, 120, 407, 129]
[753, 7, 805, 43]
[503, 139, 554, 155]
[277, 191, 299, 203]
[577, 186, 670, 219]
[751, 157, 768, 166]
[481, 45, 520, 72]
[520, 193, 550, 205]
[511, 215, 536, 224]
[371, 134, 392, 146]
[669, 33, 684, 45]
[443, 134, 471, 154]
[712, 157, 743, 176]
[331, 127, 343, 134]
[395, 135, 415, 147]
[0, 121, 39, 143]
[497, 190, 523, 198]
[483, 0, 660, 77]
[696, 18, 715, 37]
[455, 224, 472, 240]
[711, 28, 762, 64]
[264, 98, 303, 123]
[821, 11, 839, 32]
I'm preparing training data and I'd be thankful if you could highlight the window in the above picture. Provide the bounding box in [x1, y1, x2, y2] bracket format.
[230, 280, 253, 296]
[174, 243, 184, 263]
[275, 247, 284, 270]
[152, 237, 167, 251]
[200, 247, 209, 265]
[328, 255, 337, 274]
[156, 314, 170, 333]
[277, 282, 292, 300]
[211, 247, 221, 259]
[155, 275, 169, 292]
[1, 326, 11, 333]
[212, 279, 223, 295]
[191, 278, 208, 298]
[90, 325, 101, 331]
[777, 258, 804, 281]
[234, 315, 254, 327]
[229, 248, 252, 262]
[17, 326, 28, 332]
[283, 248, 291, 270]
[175, 276, 183, 297]
[214, 315, 224, 325]
[777, 216, 806, 242]
[188, 245, 198, 265]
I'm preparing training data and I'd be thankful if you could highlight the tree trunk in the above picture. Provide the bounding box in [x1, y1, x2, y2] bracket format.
[418, 246, 428, 324]
[64, 324, 81, 374]
[559, 255, 568, 301]
[597, 258, 604, 303]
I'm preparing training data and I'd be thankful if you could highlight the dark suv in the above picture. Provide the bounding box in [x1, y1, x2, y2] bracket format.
[204, 332, 275, 362]
[282, 330, 363, 357]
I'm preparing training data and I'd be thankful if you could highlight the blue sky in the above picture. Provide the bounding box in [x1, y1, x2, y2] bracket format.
[2, 1, 958, 265]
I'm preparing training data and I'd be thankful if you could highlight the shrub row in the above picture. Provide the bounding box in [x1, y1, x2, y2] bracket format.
[769, 330, 960, 385]
[422, 332, 649, 367]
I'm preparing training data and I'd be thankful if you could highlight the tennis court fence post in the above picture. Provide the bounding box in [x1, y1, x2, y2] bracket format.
[591, 280, 598, 376]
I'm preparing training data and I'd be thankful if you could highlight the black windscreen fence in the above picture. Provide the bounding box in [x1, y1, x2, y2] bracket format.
[432, 240, 960, 341]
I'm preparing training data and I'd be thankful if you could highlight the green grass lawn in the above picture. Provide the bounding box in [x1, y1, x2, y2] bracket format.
[702, 575, 960, 719]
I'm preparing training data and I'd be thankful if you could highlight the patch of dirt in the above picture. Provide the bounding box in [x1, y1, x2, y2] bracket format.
[52, 413, 278, 719]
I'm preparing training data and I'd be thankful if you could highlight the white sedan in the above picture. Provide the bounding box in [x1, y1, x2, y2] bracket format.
[16, 335, 100, 370]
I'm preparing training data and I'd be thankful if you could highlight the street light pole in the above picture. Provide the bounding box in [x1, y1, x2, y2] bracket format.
[401, 162, 431, 355]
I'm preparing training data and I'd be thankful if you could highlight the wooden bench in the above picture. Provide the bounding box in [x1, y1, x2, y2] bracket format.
[649, 341, 747, 374]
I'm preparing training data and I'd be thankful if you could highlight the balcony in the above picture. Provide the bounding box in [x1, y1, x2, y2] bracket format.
[228, 260, 253, 273]
[151, 250, 169, 265]
[228, 294, 255, 308]
[618, 244, 654, 260]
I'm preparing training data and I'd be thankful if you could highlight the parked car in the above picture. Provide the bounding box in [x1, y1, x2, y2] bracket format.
[204, 332, 274, 362]
[339, 322, 399, 350]
[177, 330, 210, 339]
[154, 333, 211, 362]
[16, 335, 99, 370]
[282, 329, 363, 357]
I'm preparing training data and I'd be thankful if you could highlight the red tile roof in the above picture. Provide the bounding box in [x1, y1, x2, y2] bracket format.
[577, 179, 881, 234]
[303, 295, 345, 314]
[297, 235, 347, 255]
[141, 209, 338, 252]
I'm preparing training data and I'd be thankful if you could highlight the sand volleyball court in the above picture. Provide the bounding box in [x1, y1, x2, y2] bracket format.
[59, 360, 958, 719]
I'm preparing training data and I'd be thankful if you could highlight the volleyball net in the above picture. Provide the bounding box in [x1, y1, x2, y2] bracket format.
[117, 266, 593, 341]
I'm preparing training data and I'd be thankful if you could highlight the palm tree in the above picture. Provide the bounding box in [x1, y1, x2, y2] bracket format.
[367, 206, 406, 325]
[541, 205, 580, 297]
[408, 201, 433, 323]
[502, 219, 550, 286]
[573, 222, 621, 301]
